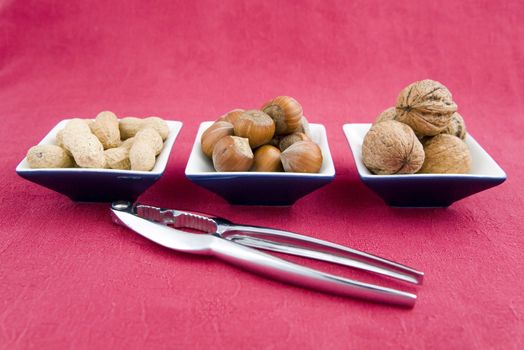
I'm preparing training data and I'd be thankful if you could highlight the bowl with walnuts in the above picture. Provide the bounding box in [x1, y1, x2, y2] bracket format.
[185, 96, 336, 205]
[16, 112, 183, 202]
[344, 80, 506, 207]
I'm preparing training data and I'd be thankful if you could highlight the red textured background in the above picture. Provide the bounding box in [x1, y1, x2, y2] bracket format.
[1, 0, 523, 348]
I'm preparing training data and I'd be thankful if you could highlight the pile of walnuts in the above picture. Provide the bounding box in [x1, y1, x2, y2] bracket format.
[362, 79, 471, 175]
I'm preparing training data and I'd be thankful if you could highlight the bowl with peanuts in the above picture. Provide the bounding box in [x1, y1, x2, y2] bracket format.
[16, 111, 182, 202]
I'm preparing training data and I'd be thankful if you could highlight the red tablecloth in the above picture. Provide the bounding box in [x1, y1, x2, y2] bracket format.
[1, 1, 523, 349]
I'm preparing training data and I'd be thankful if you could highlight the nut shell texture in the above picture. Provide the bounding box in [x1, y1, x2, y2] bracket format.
[396, 79, 457, 136]
[105, 147, 131, 170]
[135, 127, 163, 155]
[212, 136, 254, 172]
[441, 112, 466, 140]
[129, 128, 163, 171]
[419, 134, 471, 174]
[221, 109, 244, 124]
[119, 117, 169, 141]
[279, 132, 311, 152]
[252, 145, 283, 172]
[27, 145, 73, 168]
[119, 117, 143, 140]
[104, 137, 135, 170]
[90, 111, 121, 149]
[280, 141, 323, 173]
[233, 110, 275, 148]
[262, 96, 303, 135]
[62, 119, 106, 168]
[129, 140, 156, 171]
[375, 107, 397, 124]
[200, 121, 234, 158]
[144, 117, 169, 140]
[362, 120, 425, 175]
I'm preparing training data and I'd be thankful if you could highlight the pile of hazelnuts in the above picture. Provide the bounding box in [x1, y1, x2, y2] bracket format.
[200, 96, 323, 173]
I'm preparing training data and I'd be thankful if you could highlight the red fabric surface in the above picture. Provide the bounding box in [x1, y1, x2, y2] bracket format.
[1, 0, 523, 348]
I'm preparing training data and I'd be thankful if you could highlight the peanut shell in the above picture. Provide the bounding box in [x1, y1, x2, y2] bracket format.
[90, 111, 121, 149]
[27, 144, 73, 168]
[104, 137, 135, 170]
[144, 117, 169, 140]
[62, 119, 106, 168]
[134, 128, 163, 155]
[129, 128, 163, 171]
[119, 117, 143, 140]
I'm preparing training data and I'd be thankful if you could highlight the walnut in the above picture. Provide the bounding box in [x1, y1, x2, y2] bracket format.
[362, 120, 425, 175]
[440, 112, 466, 140]
[419, 134, 471, 174]
[374, 107, 397, 124]
[396, 79, 457, 136]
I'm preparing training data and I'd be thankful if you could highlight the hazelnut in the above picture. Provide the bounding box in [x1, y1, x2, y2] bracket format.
[440, 112, 466, 140]
[262, 96, 303, 135]
[362, 120, 425, 175]
[297, 116, 312, 138]
[267, 135, 283, 148]
[212, 136, 254, 172]
[396, 79, 457, 136]
[419, 134, 471, 174]
[200, 121, 234, 158]
[233, 110, 275, 148]
[252, 145, 283, 172]
[280, 140, 323, 173]
[374, 107, 397, 124]
[217, 109, 244, 124]
[279, 132, 311, 152]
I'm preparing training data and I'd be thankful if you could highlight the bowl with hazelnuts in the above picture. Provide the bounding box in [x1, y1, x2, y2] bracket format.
[344, 80, 506, 207]
[185, 96, 336, 205]
[16, 112, 183, 202]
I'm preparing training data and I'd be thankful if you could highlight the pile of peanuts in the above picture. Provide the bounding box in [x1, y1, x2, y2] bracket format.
[26, 111, 169, 171]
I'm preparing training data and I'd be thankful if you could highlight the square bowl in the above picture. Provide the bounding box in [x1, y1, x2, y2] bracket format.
[185, 121, 335, 205]
[343, 123, 506, 207]
[16, 119, 183, 202]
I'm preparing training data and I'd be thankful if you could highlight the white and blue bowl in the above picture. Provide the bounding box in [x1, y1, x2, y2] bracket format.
[185, 121, 336, 205]
[16, 119, 183, 202]
[343, 123, 506, 207]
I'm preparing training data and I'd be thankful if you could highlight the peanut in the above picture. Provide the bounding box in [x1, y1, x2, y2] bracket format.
[129, 128, 163, 171]
[90, 111, 121, 149]
[120, 116, 169, 141]
[104, 137, 135, 170]
[27, 144, 73, 168]
[143, 117, 169, 140]
[55, 128, 72, 157]
[62, 119, 106, 168]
